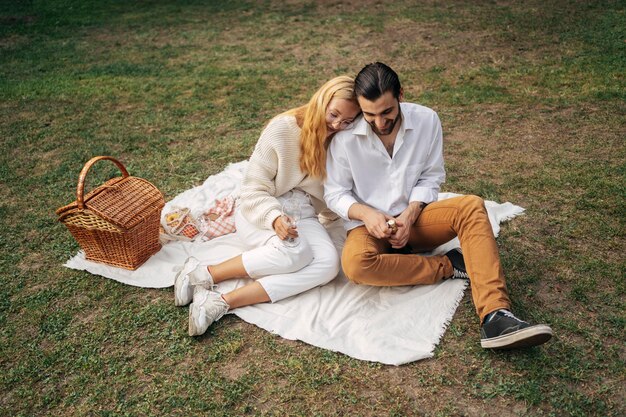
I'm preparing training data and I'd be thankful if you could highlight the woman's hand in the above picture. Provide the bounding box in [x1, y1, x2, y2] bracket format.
[272, 215, 298, 240]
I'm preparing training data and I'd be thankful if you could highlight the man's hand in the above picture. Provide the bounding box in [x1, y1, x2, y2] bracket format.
[272, 215, 298, 241]
[388, 217, 409, 248]
[349, 203, 395, 239]
[362, 208, 395, 239]
[388, 201, 425, 249]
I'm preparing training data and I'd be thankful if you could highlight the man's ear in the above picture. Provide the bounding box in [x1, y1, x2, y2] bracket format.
[399, 88, 404, 102]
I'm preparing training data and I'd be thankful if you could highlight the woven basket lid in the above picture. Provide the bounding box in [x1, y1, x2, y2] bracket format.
[56, 157, 164, 231]
[57, 176, 164, 231]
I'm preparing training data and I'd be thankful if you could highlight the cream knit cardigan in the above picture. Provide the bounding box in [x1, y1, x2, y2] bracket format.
[238, 115, 333, 231]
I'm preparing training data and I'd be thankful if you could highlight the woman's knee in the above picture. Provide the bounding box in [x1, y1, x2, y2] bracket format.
[270, 238, 314, 272]
[315, 247, 340, 284]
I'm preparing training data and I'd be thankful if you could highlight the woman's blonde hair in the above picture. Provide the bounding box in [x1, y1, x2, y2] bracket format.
[283, 75, 357, 179]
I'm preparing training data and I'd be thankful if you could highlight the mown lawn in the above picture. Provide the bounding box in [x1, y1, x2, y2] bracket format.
[1, 1, 624, 416]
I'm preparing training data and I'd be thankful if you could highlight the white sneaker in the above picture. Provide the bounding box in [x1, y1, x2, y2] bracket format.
[174, 257, 215, 307]
[188, 287, 229, 336]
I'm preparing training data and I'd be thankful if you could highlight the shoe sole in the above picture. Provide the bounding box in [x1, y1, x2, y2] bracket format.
[174, 258, 199, 307]
[188, 303, 203, 336]
[481, 324, 553, 349]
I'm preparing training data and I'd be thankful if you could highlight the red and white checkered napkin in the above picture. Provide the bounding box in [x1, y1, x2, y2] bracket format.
[199, 195, 237, 240]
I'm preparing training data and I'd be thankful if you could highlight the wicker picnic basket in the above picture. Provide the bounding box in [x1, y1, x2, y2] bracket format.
[56, 156, 164, 270]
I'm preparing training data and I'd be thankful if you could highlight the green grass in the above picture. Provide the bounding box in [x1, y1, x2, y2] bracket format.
[1, 0, 625, 415]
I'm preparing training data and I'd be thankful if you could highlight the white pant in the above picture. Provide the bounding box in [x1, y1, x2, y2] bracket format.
[235, 190, 340, 302]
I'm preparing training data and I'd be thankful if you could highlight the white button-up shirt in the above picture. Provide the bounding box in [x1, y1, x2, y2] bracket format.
[324, 102, 446, 231]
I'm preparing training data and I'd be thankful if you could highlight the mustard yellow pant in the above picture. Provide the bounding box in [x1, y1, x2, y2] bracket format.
[341, 195, 511, 322]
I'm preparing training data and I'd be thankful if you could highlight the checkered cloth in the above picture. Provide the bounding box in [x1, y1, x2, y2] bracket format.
[199, 195, 237, 240]
[161, 196, 237, 242]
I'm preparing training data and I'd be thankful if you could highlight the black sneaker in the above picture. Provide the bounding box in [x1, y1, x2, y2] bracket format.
[481, 310, 553, 349]
[445, 248, 469, 279]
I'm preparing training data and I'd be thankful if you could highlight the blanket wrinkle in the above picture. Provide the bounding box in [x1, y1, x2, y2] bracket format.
[64, 160, 524, 365]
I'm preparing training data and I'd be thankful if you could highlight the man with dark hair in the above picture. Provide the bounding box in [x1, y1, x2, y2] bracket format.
[324, 62, 553, 349]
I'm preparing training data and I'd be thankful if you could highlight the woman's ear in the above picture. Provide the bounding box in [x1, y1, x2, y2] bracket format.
[399, 88, 404, 102]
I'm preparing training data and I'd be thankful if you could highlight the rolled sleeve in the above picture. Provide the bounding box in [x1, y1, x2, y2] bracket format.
[409, 186, 440, 205]
[408, 113, 445, 204]
[331, 194, 359, 220]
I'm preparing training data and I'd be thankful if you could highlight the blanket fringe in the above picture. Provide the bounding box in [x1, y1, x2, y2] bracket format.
[429, 280, 470, 356]
[500, 204, 525, 222]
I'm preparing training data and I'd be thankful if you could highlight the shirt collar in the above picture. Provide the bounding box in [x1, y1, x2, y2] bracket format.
[399, 102, 414, 131]
[353, 114, 369, 136]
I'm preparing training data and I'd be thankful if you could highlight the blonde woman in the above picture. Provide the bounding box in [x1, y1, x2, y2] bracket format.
[175, 76, 361, 336]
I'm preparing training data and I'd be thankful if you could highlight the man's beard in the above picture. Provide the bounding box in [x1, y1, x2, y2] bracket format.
[369, 109, 402, 136]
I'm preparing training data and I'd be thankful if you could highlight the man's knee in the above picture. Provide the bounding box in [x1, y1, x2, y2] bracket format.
[463, 194, 485, 208]
[460, 194, 487, 215]
[341, 248, 378, 284]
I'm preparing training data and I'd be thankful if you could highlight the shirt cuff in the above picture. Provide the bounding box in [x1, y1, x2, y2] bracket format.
[334, 195, 359, 220]
[409, 187, 439, 204]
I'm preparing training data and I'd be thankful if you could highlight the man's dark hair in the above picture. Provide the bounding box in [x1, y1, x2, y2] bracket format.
[354, 62, 402, 100]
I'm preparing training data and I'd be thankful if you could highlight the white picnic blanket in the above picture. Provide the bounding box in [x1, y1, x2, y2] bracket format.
[65, 161, 525, 365]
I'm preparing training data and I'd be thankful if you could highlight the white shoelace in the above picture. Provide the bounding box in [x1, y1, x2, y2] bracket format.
[488, 309, 528, 324]
[453, 268, 469, 279]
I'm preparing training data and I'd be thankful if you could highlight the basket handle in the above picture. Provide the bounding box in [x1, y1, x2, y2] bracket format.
[76, 156, 129, 209]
